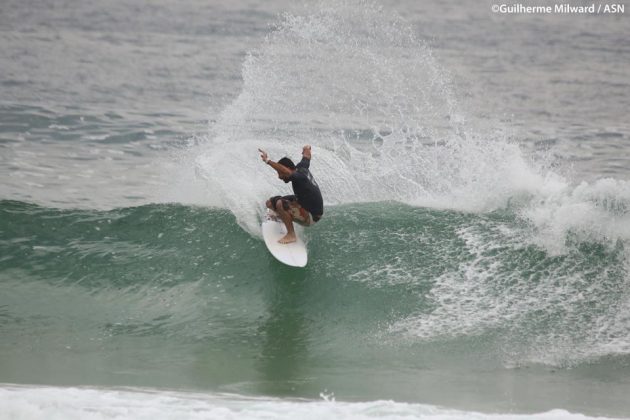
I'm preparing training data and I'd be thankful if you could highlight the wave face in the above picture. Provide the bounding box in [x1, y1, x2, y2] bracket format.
[167, 0, 630, 369]
[1, 199, 629, 415]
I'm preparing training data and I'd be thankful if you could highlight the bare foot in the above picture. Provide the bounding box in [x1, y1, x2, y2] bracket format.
[278, 232, 297, 244]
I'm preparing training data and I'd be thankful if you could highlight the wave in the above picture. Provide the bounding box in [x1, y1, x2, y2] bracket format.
[1, 200, 628, 368]
[146, 1, 630, 368]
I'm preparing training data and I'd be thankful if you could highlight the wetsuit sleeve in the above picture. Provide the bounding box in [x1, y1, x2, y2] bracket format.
[296, 156, 310, 169]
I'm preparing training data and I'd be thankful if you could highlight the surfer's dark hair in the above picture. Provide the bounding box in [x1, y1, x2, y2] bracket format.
[278, 157, 295, 170]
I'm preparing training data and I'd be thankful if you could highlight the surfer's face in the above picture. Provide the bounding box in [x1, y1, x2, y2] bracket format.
[279, 168, 293, 183]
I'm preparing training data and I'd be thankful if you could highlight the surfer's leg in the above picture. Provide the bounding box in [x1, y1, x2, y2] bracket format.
[287, 202, 312, 227]
[274, 199, 297, 244]
[267, 196, 281, 211]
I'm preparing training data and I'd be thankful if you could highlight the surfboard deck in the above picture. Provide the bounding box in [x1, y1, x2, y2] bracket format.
[261, 210, 308, 267]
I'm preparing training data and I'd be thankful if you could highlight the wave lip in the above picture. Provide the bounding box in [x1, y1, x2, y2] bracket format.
[1, 384, 625, 420]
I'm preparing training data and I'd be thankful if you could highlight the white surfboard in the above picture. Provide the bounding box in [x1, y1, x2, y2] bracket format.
[261, 210, 308, 267]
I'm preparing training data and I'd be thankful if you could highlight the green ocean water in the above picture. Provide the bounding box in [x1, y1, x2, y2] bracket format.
[1, 199, 629, 415]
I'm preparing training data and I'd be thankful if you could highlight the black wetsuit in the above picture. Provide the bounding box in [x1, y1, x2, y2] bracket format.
[289, 157, 324, 220]
[269, 157, 324, 222]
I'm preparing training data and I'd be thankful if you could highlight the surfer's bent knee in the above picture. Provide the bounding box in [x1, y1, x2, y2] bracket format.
[268, 195, 291, 213]
[267, 195, 281, 211]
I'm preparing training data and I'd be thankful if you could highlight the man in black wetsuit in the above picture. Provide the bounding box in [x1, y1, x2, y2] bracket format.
[259, 145, 324, 244]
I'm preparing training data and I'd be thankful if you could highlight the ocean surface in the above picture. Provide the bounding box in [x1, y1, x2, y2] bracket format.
[1, 0, 630, 418]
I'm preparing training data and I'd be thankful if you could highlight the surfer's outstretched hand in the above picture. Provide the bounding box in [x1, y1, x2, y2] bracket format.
[302, 144, 311, 159]
[258, 149, 268, 163]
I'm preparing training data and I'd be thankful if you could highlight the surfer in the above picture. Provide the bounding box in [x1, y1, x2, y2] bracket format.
[259, 145, 324, 244]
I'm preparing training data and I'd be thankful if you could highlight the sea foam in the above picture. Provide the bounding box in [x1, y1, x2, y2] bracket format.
[1, 384, 622, 420]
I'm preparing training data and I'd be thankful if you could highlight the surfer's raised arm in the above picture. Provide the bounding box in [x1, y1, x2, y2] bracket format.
[259, 148, 293, 177]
